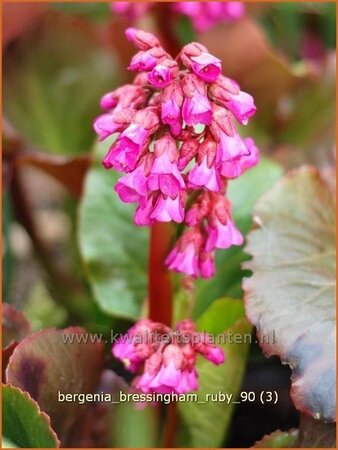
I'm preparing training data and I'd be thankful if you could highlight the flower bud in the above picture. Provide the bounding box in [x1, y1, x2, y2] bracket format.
[125, 28, 161, 50]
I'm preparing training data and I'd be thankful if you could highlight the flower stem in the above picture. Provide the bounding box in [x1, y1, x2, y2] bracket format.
[154, 4, 182, 57]
[162, 402, 178, 448]
[149, 10, 182, 446]
[148, 222, 173, 326]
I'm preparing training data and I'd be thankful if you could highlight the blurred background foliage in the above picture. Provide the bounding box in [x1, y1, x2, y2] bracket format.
[2, 2, 336, 448]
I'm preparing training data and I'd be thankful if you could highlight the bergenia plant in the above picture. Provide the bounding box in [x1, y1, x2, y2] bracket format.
[93, 28, 259, 396]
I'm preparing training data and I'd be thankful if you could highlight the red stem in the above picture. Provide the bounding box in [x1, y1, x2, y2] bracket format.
[154, 5, 182, 57]
[162, 402, 178, 448]
[148, 222, 173, 326]
[148, 8, 182, 447]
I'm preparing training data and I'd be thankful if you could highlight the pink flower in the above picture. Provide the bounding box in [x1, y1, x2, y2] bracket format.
[128, 51, 158, 72]
[111, 2, 151, 21]
[190, 53, 222, 82]
[166, 242, 199, 277]
[178, 137, 199, 170]
[220, 137, 259, 178]
[125, 27, 161, 51]
[134, 195, 156, 226]
[188, 136, 221, 192]
[112, 320, 225, 394]
[188, 157, 221, 192]
[100, 85, 147, 111]
[112, 319, 154, 372]
[114, 159, 150, 203]
[165, 228, 205, 277]
[206, 219, 243, 250]
[93, 113, 125, 141]
[149, 134, 185, 197]
[182, 75, 213, 126]
[209, 75, 240, 106]
[96, 28, 259, 280]
[102, 141, 139, 171]
[148, 64, 173, 88]
[161, 82, 183, 136]
[205, 196, 243, 251]
[217, 130, 249, 163]
[150, 193, 184, 223]
[175, 368, 198, 394]
[113, 318, 224, 395]
[225, 91, 257, 125]
[174, 2, 245, 32]
[105, 108, 159, 171]
[94, 108, 136, 141]
[195, 334, 225, 364]
[199, 251, 216, 278]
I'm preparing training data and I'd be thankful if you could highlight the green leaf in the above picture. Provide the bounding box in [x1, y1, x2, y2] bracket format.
[78, 140, 149, 320]
[3, 12, 119, 155]
[112, 402, 158, 448]
[196, 297, 245, 335]
[6, 327, 105, 441]
[179, 317, 252, 447]
[2, 384, 59, 448]
[280, 69, 335, 150]
[244, 167, 336, 422]
[23, 283, 67, 331]
[52, 3, 110, 23]
[193, 157, 283, 318]
[253, 429, 299, 448]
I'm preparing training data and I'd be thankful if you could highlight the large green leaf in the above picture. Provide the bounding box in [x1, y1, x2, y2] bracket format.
[3, 12, 119, 155]
[112, 402, 158, 448]
[196, 297, 245, 335]
[2, 384, 59, 448]
[243, 167, 336, 422]
[6, 327, 105, 441]
[179, 312, 252, 447]
[78, 140, 149, 320]
[193, 157, 283, 318]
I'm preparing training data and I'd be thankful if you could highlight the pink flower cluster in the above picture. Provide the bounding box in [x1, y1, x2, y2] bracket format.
[173, 2, 246, 32]
[94, 28, 259, 279]
[113, 319, 224, 394]
[111, 2, 245, 32]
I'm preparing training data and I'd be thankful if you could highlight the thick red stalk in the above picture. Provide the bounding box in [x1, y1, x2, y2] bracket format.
[154, 4, 182, 57]
[148, 222, 173, 326]
[147, 5, 181, 327]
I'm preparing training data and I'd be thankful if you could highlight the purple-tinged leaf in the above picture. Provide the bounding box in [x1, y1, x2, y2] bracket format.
[6, 327, 105, 442]
[244, 167, 336, 422]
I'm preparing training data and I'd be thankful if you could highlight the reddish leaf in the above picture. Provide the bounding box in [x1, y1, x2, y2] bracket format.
[3, 303, 31, 349]
[3, 3, 47, 48]
[298, 414, 336, 448]
[6, 327, 105, 442]
[16, 152, 91, 198]
[3, 304, 31, 381]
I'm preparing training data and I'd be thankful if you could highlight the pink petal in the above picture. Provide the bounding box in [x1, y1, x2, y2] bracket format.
[226, 91, 256, 125]
[188, 158, 221, 192]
